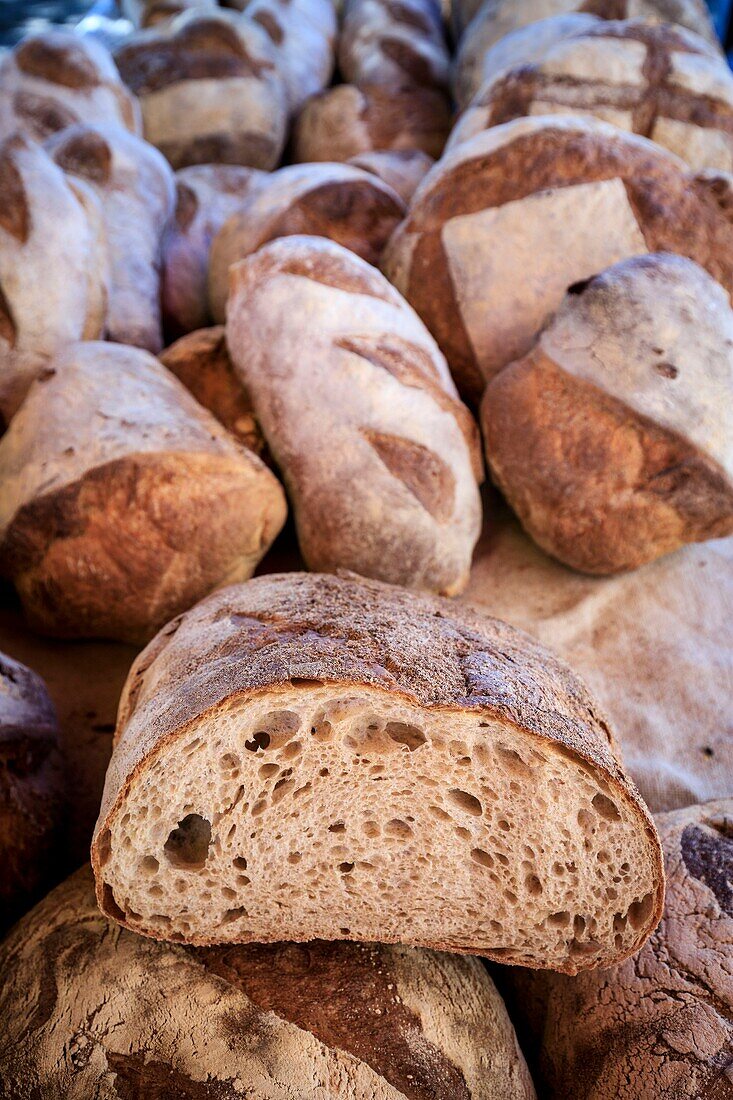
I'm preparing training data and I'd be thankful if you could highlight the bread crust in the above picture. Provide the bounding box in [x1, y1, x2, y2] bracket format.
[347, 149, 435, 203]
[339, 0, 450, 94]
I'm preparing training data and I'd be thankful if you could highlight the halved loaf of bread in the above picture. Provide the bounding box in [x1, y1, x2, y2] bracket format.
[92, 571, 664, 973]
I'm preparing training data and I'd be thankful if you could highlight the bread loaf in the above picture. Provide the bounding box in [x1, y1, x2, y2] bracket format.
[114, 10, 288, 169]
[339, 0, 450, 93]
[46, 123, 175, 355]
[226, 0, 337, 114]
[161, 163, 265, 337]
[383, 116, 733, 403]
[293, 82, 451, 164]
[0, 650, 63, 931]
[226, 236, 482, 593]
[0, 865, 536, 1099]
[348, 148, 435, 202]
[0, 133, 109, 422]
[451, 20, 733, 172]
[91, 570, 664, 969]
[0, 341, 286, 643]
[208, 164, 405, 323]
[481, 253, 733, 574]
[510, 798, 733, 1099]
[0, 29, 141, 143]
[160, 325, 265, 454]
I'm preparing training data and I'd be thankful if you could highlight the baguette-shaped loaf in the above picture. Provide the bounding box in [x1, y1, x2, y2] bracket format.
[208, 164, 405, 322]
[0, 30, 141, 144]
[339, 0, 450, 93]
[0, 866, 536, 1099]
[0, 341, 286, 643]
[0, 133, 109, 421]
[114, 10, 288, 169]
[226, 236, 482, 593]
[46, 123, 175, 354]
[348, 148, 435, 203]
[92, 570, 664, 972]
[383, 116, 733, 403]
[451, 20, 733, 172]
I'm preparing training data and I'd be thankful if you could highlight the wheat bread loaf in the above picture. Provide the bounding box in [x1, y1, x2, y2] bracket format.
[0, 341, 286, 643]
[0, 132, 109, 422]
[91, 569, 664, 971]
[481, 253, 733, 574]
[348, 149, 435, 202]
[114, 10, 288, 169]
[208, 164, 405, 322]
[0, 650, 63, 931]
[161, 163, 265, 337]
[451, 20, 733, 171]
[339, 0, 450, 93]
[226, 236, 482, 594]
[46, 122, 175, 355]
[383, 115, 733, 403]
[160, 325, 265, 454]
[0, 29, 141, 144]
[509, 798, 733, 1099]
[293, 83, 451, 164]
[0, 865, 536, 1099]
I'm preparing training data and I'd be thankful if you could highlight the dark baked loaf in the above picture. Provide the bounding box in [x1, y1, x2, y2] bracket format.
[0, 865, 537, 1098]
[0, 650, 63, 932]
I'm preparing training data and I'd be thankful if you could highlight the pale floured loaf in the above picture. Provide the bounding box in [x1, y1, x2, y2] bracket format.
[92, 570, 664, 973]
[225, 235, 483, 595]
[339, 0, 450, 94]
[0, 865, 536, 1099]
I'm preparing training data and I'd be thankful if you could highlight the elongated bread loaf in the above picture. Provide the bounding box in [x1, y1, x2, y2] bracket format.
[0, 866, 536, 1099]
[208, 164, 405, 322]
[0, 341, 286, 643]
[92, 570, 664, 972]
[226, 235, 483, 594]
[46, 123, 175, 354]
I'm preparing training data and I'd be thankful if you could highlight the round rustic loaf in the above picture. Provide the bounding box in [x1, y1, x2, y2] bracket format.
[451, 19, 733, 172]
[0, 341, 287, 643]
[161, 163, 265, 336]
[160, 325, 265, 454]
[226, 235, 483, 595]
[339, 0, 450, 93]
[293, 82, 451, 164]
[348, 148, 435, 202]
[46, 123, 175, 354]
[383, 115, 733, 403]
[114, 9, 288, 169]
[510, 797, 733, 1099]
[481, 253, 733, 573]
[0, 132, 109, 422]
[0, 866, 536, 1099]
[0, 650, 63, 932]
[0, 29, 141, 144]
[208, 163, 405, 322]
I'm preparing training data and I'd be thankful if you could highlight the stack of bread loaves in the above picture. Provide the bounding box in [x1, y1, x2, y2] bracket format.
[0, 0, 732, 1098]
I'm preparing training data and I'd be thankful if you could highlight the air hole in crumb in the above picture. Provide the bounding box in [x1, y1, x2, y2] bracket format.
[102, 882, 126, 922]
[232, 857, 248, 870]
[577, 808, 594, 830]
[628, 893, 654, 930]
[221, 906, 247, 924]
[329, 822, 346, 833]
[470, 848, 494, 868]
[429, 805, 452, 821]
[385, 722, 427, 751]
[311, 719, 333, 742]
[339, 862, 354, 874]
[288, 852, 301, 864]
[140, 856, 159, 876]
[281, 741, 302, 760]
[363, 820, 380, 837]
[526, 874, 543, 896]
[259, 763, 280, 779]
[496, 744, 533, 776]
[654, 361, 678, 379]
[164, 814, 211, 870]
[448, 789, 482, 816]
[455, 826, 470, 840]
[385, 819, 412, 839]
[592, 793, 621, 822]
[245, 731, 270, 753]
[97, 829, 112, 867]
[548, 911, 570, 927]
[340, 927, 350, 935]
[220, 753, 240, 771]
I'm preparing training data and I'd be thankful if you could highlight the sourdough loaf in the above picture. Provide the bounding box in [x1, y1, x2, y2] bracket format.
[0, 133, 109, 422]
[208, 164, 405, 322]
[160, 325, 265, 454]
[348, 148, 435, 202]
[161, 163, 265, 337]
[382, 115, 733, 403]
[91, 570, 664, 971]
[0, 866, 536, 1099]
[226, 236, 482, 594]
[114, 10, 288, 169]
[339, 0, 450, 93]
[293, 82, 451, 164]
[0, 650, 63, 931]
[510, 798, 733, 1099]
[451, 20, 733, 172]
[46, 123, 175, 354]
[0, 29, 141, 144]
[0, 341, 286, 643]
[481, 253, 733, 574]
